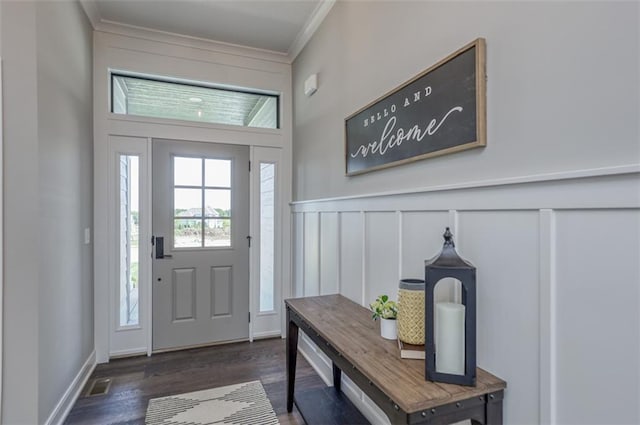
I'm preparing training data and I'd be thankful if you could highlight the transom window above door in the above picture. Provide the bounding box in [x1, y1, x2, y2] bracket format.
[173, 156, 233, 248]
[111, 74, 279, 129]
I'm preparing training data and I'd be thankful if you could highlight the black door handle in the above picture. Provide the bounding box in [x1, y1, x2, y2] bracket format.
[155, 236, 167, 259]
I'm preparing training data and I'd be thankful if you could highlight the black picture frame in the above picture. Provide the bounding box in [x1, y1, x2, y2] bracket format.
[344, 38, 486, 176]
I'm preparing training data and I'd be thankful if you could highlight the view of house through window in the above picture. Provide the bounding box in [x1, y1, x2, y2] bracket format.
[174, 156, 232, 248]
[119, 155, 139, 327]
[112, 74, 279, 129]
[259, 162, 275, 312]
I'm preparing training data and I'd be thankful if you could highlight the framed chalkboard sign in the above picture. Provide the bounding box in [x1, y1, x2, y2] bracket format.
[345, 38, 486, 176]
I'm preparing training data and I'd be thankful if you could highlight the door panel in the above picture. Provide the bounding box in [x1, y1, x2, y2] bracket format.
[173, 268, 196, 321]
[152, 139, 249, 350]
[211, 266, 232, 317]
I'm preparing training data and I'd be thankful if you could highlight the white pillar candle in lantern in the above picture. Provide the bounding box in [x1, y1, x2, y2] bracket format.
[435, 302, 465, 375]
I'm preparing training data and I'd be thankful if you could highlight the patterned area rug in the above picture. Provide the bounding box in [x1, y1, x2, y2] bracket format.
[145, 380, 280, 425]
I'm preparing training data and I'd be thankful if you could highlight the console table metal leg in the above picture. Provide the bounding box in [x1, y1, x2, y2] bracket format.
[332, 362, 342, 393]
[286, 308, 299, 413]
[485, 391, 504, 425]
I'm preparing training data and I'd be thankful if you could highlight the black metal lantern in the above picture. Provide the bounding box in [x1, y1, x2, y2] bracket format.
[424, 227, 476, 386]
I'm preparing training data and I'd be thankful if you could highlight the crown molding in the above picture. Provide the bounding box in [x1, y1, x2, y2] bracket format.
[79, 0, 100, 29]
[288, 0, 336, 62]
[95, 20, 291, 65]
[78, 0, 334, 65]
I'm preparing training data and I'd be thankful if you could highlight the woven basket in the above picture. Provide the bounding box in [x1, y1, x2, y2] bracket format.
[397, 279, 425, 345]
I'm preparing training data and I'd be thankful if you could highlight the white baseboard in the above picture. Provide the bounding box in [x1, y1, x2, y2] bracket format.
[298, 337, 331, 386]
[44, 349, 96, 425]
[297, 336, 389, 425]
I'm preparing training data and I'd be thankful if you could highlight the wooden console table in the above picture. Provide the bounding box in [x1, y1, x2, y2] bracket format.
[286, 295, 506, 424]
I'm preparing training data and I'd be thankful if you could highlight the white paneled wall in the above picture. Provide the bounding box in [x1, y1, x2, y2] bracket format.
[339, 212, 364, 304]
[554, 210, 640, 424]
[365, 212, 400, 305]
[293, 213, 304, 298]
[320, 212, 339, 295]
[458, 211, 541, 423]
[400, 211, 449, 279]
[303, 212, 320, 296]
[291, 170, 640, 425]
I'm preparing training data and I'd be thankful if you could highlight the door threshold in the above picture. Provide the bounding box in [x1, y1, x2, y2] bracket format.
[152, 337, 250, 354]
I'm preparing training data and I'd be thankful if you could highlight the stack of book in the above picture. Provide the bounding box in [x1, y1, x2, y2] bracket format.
[397, 339, 425, 360]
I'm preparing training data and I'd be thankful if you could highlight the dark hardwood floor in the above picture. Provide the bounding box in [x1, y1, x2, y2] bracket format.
[65, 338, 325, 425]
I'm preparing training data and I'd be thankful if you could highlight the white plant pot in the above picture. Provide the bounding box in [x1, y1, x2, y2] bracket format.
[380, 318, 397, 340]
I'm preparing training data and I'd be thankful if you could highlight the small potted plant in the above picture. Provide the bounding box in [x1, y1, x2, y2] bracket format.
[370, 295, 398, 340]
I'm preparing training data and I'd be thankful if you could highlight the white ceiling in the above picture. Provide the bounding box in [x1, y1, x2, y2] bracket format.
[82, 0, 331, 57]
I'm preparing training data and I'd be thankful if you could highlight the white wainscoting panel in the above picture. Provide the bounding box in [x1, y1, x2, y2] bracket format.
[538, 209, 557, 424]
[290, 170, 640, 425]
[401, 211, 457, 303]
[554, 209, 640, 425]
[400, 211, 449, 280]
[340, 212, 364, 304]
[293, 213, 304, 297]
[365, 212, 400, 305]
[303, 212, 320, 296]
[320, 212, 340, 295]
[458, 211, 541, 424]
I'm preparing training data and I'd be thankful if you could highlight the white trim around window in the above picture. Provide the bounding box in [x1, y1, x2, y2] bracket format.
[250, 147, 284, 340]
[108, 136, 151, 357]
[94, 30, 292, 362]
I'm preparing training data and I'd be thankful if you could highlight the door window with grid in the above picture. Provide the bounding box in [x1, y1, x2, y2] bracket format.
[173, 156, 232, 248]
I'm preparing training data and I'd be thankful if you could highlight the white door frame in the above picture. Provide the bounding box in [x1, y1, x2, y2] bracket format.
[0, 56, 5, 417]
[93, 30, 292, 363]
[106, 136, 152, 357]
[250, 146, 285, 340]
[102, 133, 288, 359]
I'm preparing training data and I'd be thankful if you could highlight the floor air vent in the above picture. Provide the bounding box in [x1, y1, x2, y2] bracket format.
[86, 378, 112, 396]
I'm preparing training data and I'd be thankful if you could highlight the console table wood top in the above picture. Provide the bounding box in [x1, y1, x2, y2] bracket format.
[286, 294, 506, 417]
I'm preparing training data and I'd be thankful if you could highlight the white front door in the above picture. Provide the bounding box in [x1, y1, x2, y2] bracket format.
[152, 139, 250, 350]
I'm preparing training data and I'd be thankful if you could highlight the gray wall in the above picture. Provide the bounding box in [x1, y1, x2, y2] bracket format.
[291, 2, 639, 423]
[2, 0, 94, 422]
[2, 2, 40, 422]
[36, 0, 94, 421]
[292, 1, 639, 201]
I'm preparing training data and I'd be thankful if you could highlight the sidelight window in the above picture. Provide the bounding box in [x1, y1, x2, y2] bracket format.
[259, 162, 275, 312]
[118, 155, 140, 327]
